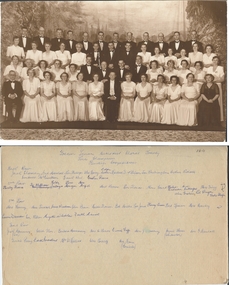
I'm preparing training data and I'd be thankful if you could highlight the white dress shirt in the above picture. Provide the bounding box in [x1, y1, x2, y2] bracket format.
[175, 41, 180, 50]
[22, 37, 27, 48]
[40, 37, 44, 45]
[120, 69, 124, 78]
[83, 41, 88, 50]
[110, 80, 115, 95]
[87, 65, 92, 74]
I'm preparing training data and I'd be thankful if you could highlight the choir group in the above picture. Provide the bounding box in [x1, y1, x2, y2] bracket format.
[2, 27, 225, 126]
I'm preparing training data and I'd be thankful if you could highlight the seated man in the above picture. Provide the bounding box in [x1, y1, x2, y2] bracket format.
[2, 70, 23, 122]
[98, 61, 111, 83]
[104, 71, 121, 122]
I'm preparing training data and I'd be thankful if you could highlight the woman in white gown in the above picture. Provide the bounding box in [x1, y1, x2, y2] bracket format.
[20, 59, 35, 81]
[203, 44, 216, 71]
[149, 75, 168, 123]
[188, 43, 203, 72]
[146, 60, 162, 86]
[42, 42, 57, 68]
[161, 76, 181, 124]
[134, 74, 152, 123]
[176, 73, 200, 126]
[67, 64, 79, 83]
[193, 61, 205, 99]
[56, 72, 74, 121]
[55, 42, 71, 70]
[150, 47, 165, 70]
[163, 60, 178, 84]
[51, 59, 65, 83]
[88, 73, 105, 121]
[20, 68, 41, 122]
[207, 56, 225, 121]
[177, 60, 191, 85]
[137, 44, 151, 67]
[35, 60, 49, 81]
[177, 49, 190, 69]
[72, 72, 89, 121]
[26, 41, 42, 67]
[165, 48, 178, 69]
[3, 55, 22, 81]
[40, 71, 57, 122]
[71, 43, 86, 69]
[118, 73, 136, 122]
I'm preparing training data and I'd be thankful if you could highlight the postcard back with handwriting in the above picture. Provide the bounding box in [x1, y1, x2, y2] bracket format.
[1, 146, 228, 285]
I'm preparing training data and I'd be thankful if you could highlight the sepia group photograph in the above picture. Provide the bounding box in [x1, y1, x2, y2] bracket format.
[0, 1, 227, 142]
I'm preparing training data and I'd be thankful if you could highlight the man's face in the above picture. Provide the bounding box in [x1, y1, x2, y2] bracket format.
[109, 72, 116, 80]
[98, 33, 104, 41]
[108, 43, 114, 51]
[101, 62, 107, 70]
[68, 32, 73, 40]
[174, 33, 180, 41]
[118, 60, 125, 68]
[56, 30, 62, 38]
[143, 33, 149, 41]
[86, 57, 92, 64]
[125, 43, 131, 51]
[191, 31, 197, 40]
[113, 34, 119, 41]
[9, 71, 16, 81]
[126, 33, 132, 41]
[136, 57, 142, 65]
[158, 33, 164, 42]
[83, 33, 88, 41]
[22, 28, 27, 36]
[39, 28, 45, 36]
[93, 43, 99, 51]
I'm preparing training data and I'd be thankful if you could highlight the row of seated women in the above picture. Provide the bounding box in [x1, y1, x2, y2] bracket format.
[11, 68, 220, 127]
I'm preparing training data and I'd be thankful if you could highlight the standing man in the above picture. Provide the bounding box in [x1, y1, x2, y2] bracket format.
[65, 30, 77, 54]
[90, 42, 101, 68]
[80, 32, 93, 54]
[137, 32, 154, 54]
[115, 59, 129, 83]
[80, 55, 99, 83]
[19, 26, 32, 53]
[95, 31, 108, 54]
[186, 30, 203, 54]
[51, 28, 65, 51]
[104, 71, 121, 123]
[132, 55, 147, 83]
[112, 32, 122, 53]
[154, 33, 169, 56]
[98, 61, 111, 83]
[2, 70, 23, 123]
[120, 42, 136, 71]
[169, 31, 186, 58]
[122, 32, 136, 53]
[103, 42, 119, 70]
[33, 27, 50, 52]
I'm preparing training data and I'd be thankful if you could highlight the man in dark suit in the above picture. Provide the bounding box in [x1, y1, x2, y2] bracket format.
[115, 60, 129, 83]
[119, 42, 136, 70]
[122, 32, 136, 53]
[80, 55, 99, 83]
[80, 32, 93, 54]
[154, 33, 169, 56]
[185, 30, 204, 54]
[19, 26, 32, 53]
[51, 28, 66, 51]
[137, 32, 154, 53]
[90, 42, 101, 68]
[65, 30, 77, 54]
[132, 55, 147, 83]
[98, 61, 111, 83]
[103, 42, 119, 70]
[112, 32, 122, 53]
[104, 71, 121, 122]
[2, 71, 23, 123]
[33, 27, 50, 52]
[169, 31, 186, 58]
[94, 31, 108, 55]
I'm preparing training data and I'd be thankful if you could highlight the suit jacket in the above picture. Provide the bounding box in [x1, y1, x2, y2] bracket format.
[33, 36, 50, 52]
[102, 50, 119, 68]
[98, 68, 112, 81]
[104, 79, 121, 103]
[80, 41, 93, 55]
[154, 41, 169, 56]
[90, 51, 101, 67]
[169, 41, 186, 54]
[65, 39, 77, 54]
[119, 50, 136, 70]
[94, 41, 108, 54]
[51, 38, 66, 51]
[2, 81, 23, 104]
[114, 67, 129, 82]
[122, 41, 137, 52]
[137, 40, 154, 53]
[19, 36, 32, 52]
[132, 64, 147, 83]
[185, 40, 204, 54]
[80, 64, 99, 82]
[112, 41, 123, 53]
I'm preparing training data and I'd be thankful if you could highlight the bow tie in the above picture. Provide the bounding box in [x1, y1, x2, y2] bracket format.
[11, 81, 15, 83]
[159, 41, 163, 43]
[113, 41, 117, 43]
[69, 39, 72, 41]
[120, 68, 124, 70]
[22, 36, 26, 38]
[175, 41, 180, 43]
[99, 41, 103, 43]
[102, 69, 106, 72]
[83, 41, 88, 43]
[137, 65, 141, 67]
[144, 41, 148, 44]
[110, 50, 114, 52]
[87, 65, 91, 66]
[40, 36, 44, 38]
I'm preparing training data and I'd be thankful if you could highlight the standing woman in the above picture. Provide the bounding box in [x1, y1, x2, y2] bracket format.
[3, 55, 22, 81]
[207, 56, 224, 122]
[137, 44, 151, 67]
[176, 73, 200, 126]
[20, 68, 41, 122]
[7, 36, 25, 65]
[42, 42, 57, 68]
[56, 72, 74, 122]
[51, 59, 65, 83]
[149, 74, 168, 123]
[72, 72, 89, 121]
[68, 64, 79, 83]
[26, 41, 43, 67]
[21, 59, 34, 81]
[188, 43, 203, 70]
[146, 60, 162, 86]
[163, 60, 178, 84]
[193, 61, 205, 92]
[40, 71, 57, 122]
[35, 60, 49, 81]
[177, 49, 190, 69]
[177, 60, 190, 85]
[55, 42, 71, 70]
[88, 73, 105, 121]
[134, 74, 152, 123]
[161, 75, 181, 124]
[198, 74, 220, 126]
[150, 47, 165, 70]
[203, 44, 216, 70]
[71, 43, 86, 69]
[165, 48, 178, 69]
[118, 73, 136, 122]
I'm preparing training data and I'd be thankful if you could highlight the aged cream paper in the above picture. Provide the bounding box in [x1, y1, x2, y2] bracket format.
[1, 146, 228, 285]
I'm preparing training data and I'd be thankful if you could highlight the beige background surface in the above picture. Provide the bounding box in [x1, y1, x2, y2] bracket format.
[2, 146, 228, 285]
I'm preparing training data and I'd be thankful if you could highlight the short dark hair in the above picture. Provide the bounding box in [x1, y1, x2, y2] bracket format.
[13, 36, 19, 41]
[205, 44, 214, 52]
[204, 73, 215, 81]
[181, 59, 189, 66]
[194, 61, 203, 68]
[125, 72, 132, 78]
[174, 31, 180, 35]
[157, 74, 166, 82]
[150, 60, 159, 68]
[38, 60, 48, 68]
[186, 72, 194, 79]
[77, 72, 84, 80]
[43, 71, 53, 80]
[60, 72, 69, 79]
[56, 28, 63, 32]
[67, 30, 73, 34]
[98, 31, 104, 35]
[212, 55, 221, 65]
[170, 75, 179, 84]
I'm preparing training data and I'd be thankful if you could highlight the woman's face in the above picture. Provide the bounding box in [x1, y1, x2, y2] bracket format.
[151, 62, 157, 69]
[193, 43, 198, 51]
[55, 61, 61, 68]
[212, 58, 219, 65]
[78, 73, 83, 81]
[181, 61, 187, 69]
[195, 63, 201, 70]
[76, 45, 81, 52]
[40, 62, 46, 69]
[45, 44, 51, 51]
[12, 57, 19, 65]
[70, 66, 76, 73]
[93, 74, 99, 81]
[126, 75, 131, 82]
[168, 49, 173, 56]
[26, 61, 33, 68]
[13, 38, 19, 45]
[60, 43, 65, 50]
[180, 49, 186, 57]
[141, 45, 146, 52]
[171, 77, 177, 85]
[141, 75, 147, 82]
[32, 43, 37, 50]
[45, 73, 51, 80]
[168, 61, 174, 69]
[187, 74, 194, 83]
[206, 46, 212, 54]
[28, 70, 34, 77]
[158, 76, 164, 83]
[154, 48, 159, 54]
[61, 74, 68, 81]
[206, 75, 213, 83]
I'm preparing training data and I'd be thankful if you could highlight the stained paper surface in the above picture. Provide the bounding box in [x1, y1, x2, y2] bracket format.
[1, 146, 228, 285]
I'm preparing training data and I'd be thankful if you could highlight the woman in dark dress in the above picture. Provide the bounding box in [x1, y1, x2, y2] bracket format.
[198, 74, 220, 126]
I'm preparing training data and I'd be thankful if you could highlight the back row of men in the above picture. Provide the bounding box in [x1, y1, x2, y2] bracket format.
[15, 27, 203, 56]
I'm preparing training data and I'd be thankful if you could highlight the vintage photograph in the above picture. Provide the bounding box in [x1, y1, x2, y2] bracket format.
[0, 1, 227, 141]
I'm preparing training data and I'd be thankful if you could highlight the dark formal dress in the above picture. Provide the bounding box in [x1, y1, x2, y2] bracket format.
[2, 80, 23, 121]
[115, 68, 129, 83]
[154, 41, 169, 56]
[98, 68, 112, 81]
[33, 36, 50, 52]
[104, 79, 121, 122]
[198, 83, 220, 126]
[119, 50, 136, 70]
[80, 64, 99, 82]
[65, 39, 77, 54]
[51, 38, 66, 51]
[169, 40, 186, 54]
[185, 40, 204, 54]
[137, 40, 154, 53]
[80, 41, 93, 55]
[102, 50, 119, 69]
[19, 36, 32, 52]
[132, 64, 147, 83]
